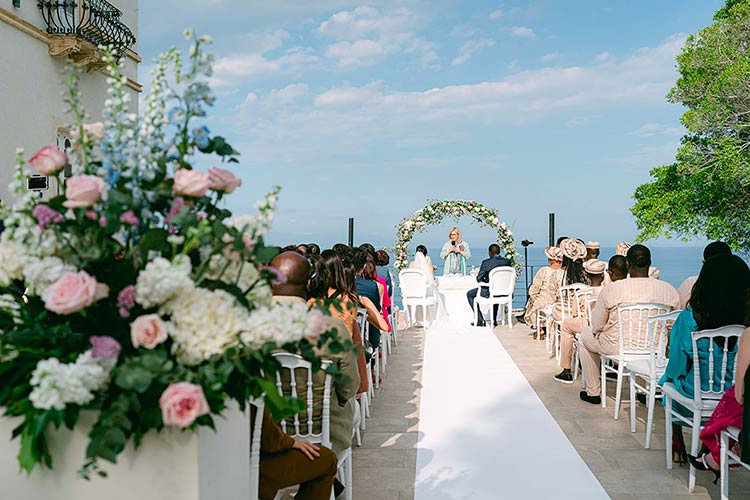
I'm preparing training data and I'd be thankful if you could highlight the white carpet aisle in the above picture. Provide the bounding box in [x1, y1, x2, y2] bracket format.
[415, 325, 609, 500]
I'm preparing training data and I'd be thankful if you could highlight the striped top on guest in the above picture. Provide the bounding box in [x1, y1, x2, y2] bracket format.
[590, 277, 680, 343]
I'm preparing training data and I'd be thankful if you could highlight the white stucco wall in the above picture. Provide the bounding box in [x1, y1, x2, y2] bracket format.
[0, 0, 139, 204]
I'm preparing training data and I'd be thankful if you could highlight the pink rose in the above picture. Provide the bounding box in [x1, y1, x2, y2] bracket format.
[208, 167, 242, 194]
[63, 175, 106, 209]
[90, 336, 121, 359]
[29, 146, 67, 175]
[70, 122, 105, 142]
[159, 382, 211, 428]
[45, 271, 100, 315]
[306, 309, 328, 343]
[131, 314, 168, 349]
[173, 169, 210, 197]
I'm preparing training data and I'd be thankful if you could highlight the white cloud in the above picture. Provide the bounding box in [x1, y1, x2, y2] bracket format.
[325, 39, 387, 67]
[489, 9, 503, 21]
[509, 26, 536, 38]
[450, 25, 479, 38]
[595, 51, 610, 62]
[539, 51, 563, 62]
[627, 122, 682, 137]
[239, 29, 291, 53]
[316, 6, 414, 40]
[317, 6, 437, 68]
[452, 39, 496, 65]
[212, 48, 320, 85]
[225, 35, 686, 167]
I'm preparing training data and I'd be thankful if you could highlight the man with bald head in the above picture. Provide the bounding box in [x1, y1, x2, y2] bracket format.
[577, 244, 679, 405]
[269, 252, 360, 463]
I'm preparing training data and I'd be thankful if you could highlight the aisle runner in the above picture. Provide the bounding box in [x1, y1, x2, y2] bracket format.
[415, 325, 608, 500]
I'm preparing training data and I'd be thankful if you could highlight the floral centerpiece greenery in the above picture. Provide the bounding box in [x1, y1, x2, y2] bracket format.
[0, 32, 352, 478]
[393, 200, 518, 270]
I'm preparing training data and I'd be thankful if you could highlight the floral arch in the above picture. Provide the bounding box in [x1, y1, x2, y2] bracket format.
[393, 200, 517, 269]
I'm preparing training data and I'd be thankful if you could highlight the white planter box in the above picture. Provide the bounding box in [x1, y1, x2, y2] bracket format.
[0, 402, 251, 500]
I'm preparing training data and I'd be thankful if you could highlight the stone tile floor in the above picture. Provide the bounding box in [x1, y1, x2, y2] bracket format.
[291, 321, 750, 499]
[495, 323, 750, 500]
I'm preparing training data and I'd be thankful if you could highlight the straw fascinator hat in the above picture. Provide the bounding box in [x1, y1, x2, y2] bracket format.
[544, 246, 562, 261]
[583, 259, 606, 275]
[616, 242, 632, 256]
[560, 238, 587, 261]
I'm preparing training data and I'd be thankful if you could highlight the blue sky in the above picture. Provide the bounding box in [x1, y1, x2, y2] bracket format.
[139, 1, 724, 250]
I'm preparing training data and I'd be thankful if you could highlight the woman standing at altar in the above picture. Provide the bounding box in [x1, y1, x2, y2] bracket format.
[440, 227, 471, 276]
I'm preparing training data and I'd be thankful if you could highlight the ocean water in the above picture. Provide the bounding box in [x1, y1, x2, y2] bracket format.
[389, 245, 706, 309]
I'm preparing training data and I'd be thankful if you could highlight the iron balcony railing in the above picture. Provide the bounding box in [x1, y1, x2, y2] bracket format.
[38, 0, 136, 56]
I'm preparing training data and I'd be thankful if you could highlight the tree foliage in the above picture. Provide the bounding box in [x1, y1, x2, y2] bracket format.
[631, 0, 750, 249]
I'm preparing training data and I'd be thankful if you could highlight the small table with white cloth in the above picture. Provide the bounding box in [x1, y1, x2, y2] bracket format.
[436, 275, 481, 325]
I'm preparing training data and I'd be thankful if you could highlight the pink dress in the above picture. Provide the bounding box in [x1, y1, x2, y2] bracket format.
[376, 276, 392, 332]
[700, 385, 743, 465]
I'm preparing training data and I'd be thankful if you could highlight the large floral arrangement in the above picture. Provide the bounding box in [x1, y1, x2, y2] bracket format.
[393, 200, 518, 269]
[0, 32, 350, 478]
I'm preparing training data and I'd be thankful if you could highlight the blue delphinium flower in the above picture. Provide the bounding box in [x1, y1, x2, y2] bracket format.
[168, 107, 186, 124]
[193, 126, 210, 149]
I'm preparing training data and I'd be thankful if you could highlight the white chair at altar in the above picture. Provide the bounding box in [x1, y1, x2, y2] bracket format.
[248, 396, 265, 500]
[663, 324, 744, 492]
[399, 269, 437, 328]
[627, 310, 680, 449]
[272, 353, 353, 500]
[472, 267, 515, 328]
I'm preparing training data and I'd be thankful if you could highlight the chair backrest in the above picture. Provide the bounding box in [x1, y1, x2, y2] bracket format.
[488, 267, 516, 297]
[616, 303, 671, 355]
[248, 396, 265, 500]
[575, 287, 595, 321]
[691, 324, 745, 405]
[559, 283, 588, 320]
[399, 269, 428, 299]
[356, 307, 369, 345]
[388, 270, 396, 304]
[272, 352, 333, 448]
[647, 310, 681, 375]
[584, 296, 598, 326]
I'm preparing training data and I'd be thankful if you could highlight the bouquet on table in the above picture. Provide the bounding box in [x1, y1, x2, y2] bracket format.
[0, 31, 351, 478]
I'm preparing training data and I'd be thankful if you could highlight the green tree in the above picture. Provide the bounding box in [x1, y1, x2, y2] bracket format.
[631, 0, 750, 249]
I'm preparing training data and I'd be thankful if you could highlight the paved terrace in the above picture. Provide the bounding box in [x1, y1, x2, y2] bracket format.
[349, 322, 750, 499]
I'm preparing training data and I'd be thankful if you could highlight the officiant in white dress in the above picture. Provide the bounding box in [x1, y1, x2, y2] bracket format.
[440, 227, 471, 276]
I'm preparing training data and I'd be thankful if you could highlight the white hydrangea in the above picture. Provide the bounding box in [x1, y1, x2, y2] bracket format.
[2, 214, 60, 258]
[204, 255, 272, 307]
[241, 301, 312, 349]
[23, 256, 76, 299]
[135, 255, 194, 308]
[29, 351, 116, 411]
[163, 287, 248, 365]
[0, 241, 25, 286]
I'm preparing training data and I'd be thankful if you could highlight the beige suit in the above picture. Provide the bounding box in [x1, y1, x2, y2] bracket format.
[579, 277, 679, 396]
[273, 296, 360, 454]
[677, 275, 697, 310]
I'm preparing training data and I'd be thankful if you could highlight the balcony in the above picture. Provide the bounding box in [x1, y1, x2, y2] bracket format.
[38, 0, 135, 68]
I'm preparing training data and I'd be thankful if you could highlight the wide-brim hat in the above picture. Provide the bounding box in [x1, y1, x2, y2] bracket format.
[616, 241, 632, 256]
[583, 259, 605, 274]
[560, 238, 587, 261]
[544, 246, 562, 262]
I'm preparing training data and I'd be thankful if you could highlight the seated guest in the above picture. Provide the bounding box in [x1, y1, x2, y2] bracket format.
[689, 326, 750, 480]
[659, 253, 750, 463]
[310, 252, 370, 399]
[339, 250, 388, 334]
[523, 247, 564, 329]
[409, 245, 436, 283]
[254, 405, 337, 500]
[376, 249, 393, 303]
[677, 241, 732, 309]
[365, 255, 392, 332]
[554, 259, 609, 384]
[466, 244, 511, 327]
[307, 243, 321, 256]
[552, 238, 590, 321]
[296, 244, 309, 255]
[602, 254, 628, 286]
[585, 241, 600, 262]
[578, 244, 679, 405]
[352, 248, 384, 349]
[617, 241, 660, 279]
[270, 252, 360, 457]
